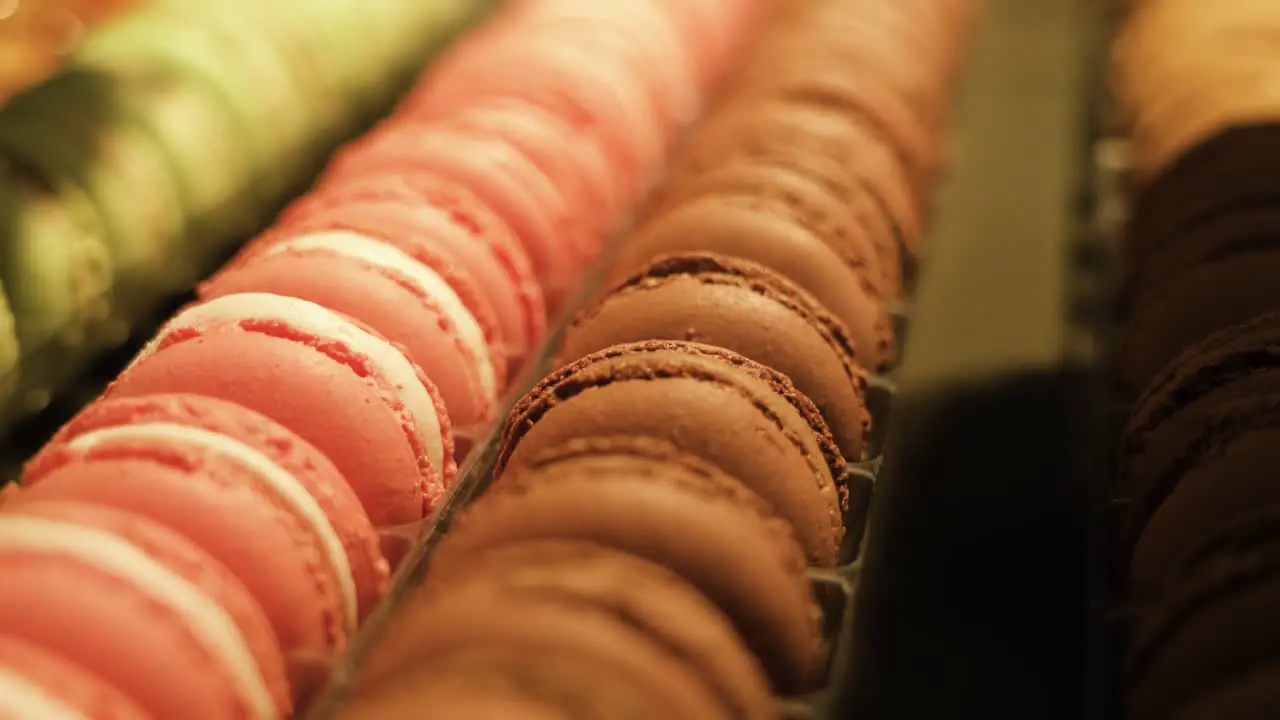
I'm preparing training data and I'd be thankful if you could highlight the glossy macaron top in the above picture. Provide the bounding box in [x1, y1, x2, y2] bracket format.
[560, 253, 874, 459]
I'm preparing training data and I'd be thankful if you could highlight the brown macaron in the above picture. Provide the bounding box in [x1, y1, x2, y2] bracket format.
[355, 541, 777, 719]
[674, 100, 922, 247]
[443, 435, 822, 691]
[346, 647, 707, 719]
[645, 158, 900, 298]
[558, 253, 878, 457]
[610, 195, 888, 344]
[498, 341, 846, 566]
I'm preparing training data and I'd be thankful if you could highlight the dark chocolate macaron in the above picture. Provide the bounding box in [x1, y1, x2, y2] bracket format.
[498, 341, 846, 566]
[1124, 123, 1280, 279]
[1118, 211, 1280, 397]
[1121, 312, 1280, 498]
[356, 541, 777, 719]
[1128, 511, 1280, 720]
[610, 196, 887, 347]
[1127, 392, 1280, 602]
[441, 436, 821, 691]
[559, 253, 877, 458]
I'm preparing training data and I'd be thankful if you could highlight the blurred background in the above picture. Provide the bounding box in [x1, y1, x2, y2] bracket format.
[0, 0, 136, 101]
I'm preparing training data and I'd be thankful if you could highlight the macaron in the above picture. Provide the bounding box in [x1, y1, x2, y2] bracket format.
[499, 340, 846, 566]
[0, 70, 185, 295]
[355, 541, 777, 719]
[610, 195, 887, 349]
[0, 171, 112, 353]
[270, 177, 544, 375]
[442, 435, 821, 691]
[0, 500, 291, 719]
[559, 253, 876, 459]
[673, 100, 922, 251]
[1127, 511, 1280, 720]
[1126, 392, 1280, 603]
[23, 393, 389, 697]
[414, 99, 624, 236]
[321, 125, 588, 308]
[409, 36, 664, 189]
[200, 235, 500, 450]
[648, 157, 901, 298]
[250, 195, 518, 373]
[0, 636, 148, 720]
[0, 284, 18, 405]
[106, 293, 456, 540]
[1120, 312, 1280, 499]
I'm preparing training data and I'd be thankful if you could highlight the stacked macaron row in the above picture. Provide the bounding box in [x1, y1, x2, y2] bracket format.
[1111, 2, 1280, 718]
[0, 0, 483, 425]
[0, 1, 761, 716]
[339, 1, 983, 716]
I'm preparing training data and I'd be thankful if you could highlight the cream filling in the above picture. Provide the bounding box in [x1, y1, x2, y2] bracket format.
[266, 231, 497, 399]
[0, 669, 92, 720]
[65, 423, 358, 634]
[0, 517, 276, 719]
[157, 293, 445, 476]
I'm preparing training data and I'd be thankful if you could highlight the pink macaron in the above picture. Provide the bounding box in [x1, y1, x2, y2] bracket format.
[0, 636, 148, 719]
[23, 393, 390, 698]
[0, 500, 292, 719]
[106, 293, 456, 553]
[322, 125, 589, 310]
[201, 238, 500, 453]
[272, 173, 546, 376]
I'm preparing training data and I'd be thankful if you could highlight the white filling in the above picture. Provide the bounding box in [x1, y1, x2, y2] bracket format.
[0, 517, 276, 719]
[158, 293, 445, 476]
[66, 423, 358, 634]
[266, 231, 497, 398]
[0, 669, 92, 720]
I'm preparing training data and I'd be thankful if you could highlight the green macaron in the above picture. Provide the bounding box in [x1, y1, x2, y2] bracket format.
[0, 168, 112, 360]
[0, 71, 184, 307]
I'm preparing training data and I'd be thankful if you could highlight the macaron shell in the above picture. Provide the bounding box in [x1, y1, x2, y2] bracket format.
[351, 580, 730, 719]
[274, 197, 540, 374]
[106, 325, 436, 534]
[561, 255, 873, 458]
[21, 449, 350, 698]
[199, 251, 496, 445]
[430, 101, 623, 235]
[651, 159, 900, 298]
[500, 343, 844, 565]
[0, 636, 149, 720]
[248, 205, 512, 373]
[445, 439, 820, 691]
[612, 198, 893, 370]
[0, 501, 291, 719]
[323, 127, 583, 308]
[29, 393, 388, 617]
[419, 540, 778, 719]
